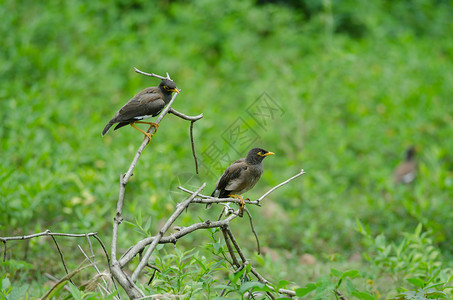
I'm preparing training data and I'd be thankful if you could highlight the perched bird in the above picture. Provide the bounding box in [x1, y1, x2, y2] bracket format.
[209, 148, 274, 217]
[102, 79, 179, 142]
[393, 146, 417, 184]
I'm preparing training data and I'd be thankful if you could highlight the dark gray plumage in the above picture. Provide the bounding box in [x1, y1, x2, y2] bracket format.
[209, 148, 274, 216]
[394, 146, 417, 184]
[102, 79, 178, 137]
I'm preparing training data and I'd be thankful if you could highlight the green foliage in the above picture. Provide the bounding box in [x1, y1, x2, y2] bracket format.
[358, 222, 442, 277]
[2, 0, 453, 298]
[0, 274, 29, 300]
[295, 269, 376, 300]
[358, 221, 453, 299]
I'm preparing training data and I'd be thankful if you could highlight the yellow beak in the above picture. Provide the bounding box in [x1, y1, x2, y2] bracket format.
[170, 88, 180, 94]
[263, 152, 275, 156]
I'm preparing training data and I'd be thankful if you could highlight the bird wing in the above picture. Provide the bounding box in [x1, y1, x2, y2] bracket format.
[393, 161, 416, 184]
[213, 158, 251, 197]
[113, 89, 165, 122]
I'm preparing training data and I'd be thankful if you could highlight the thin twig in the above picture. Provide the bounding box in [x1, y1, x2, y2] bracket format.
[220, 279, 232, 297]
[130, 183, 206, 282]
[49, 234, 74, 286]
[2, 240, 6, 262]
[92, 234, 120, 298]
[44, 273, 71, 293]
[168, 108, 203, 121]
[41, 262, 93, 300]
[146, 267, 159, 285]
[225, 227, 247, 263]
[177, 187, 261, 206]
[167, 108, 203, 174]
[221, 227, 240, 268]
[0, 230, 98, 241]
[134, 68, 171, 80]
[190, 121, 199, 174]
[86, 234, 95, 261]
[78, 245, 112, 295]
[278, 288, 297, 297]
[257, 169, 306, 203]
[244, 207, 260, 255]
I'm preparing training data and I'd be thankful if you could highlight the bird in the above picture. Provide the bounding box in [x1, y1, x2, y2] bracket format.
[393, 146, 417, 184]
[102, 79, 179, 142]
[209, 147, 274, 217]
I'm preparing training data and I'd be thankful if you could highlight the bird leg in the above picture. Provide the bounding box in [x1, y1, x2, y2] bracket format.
[228, 194, 245, 217]
[130, 123, 153, 144]
[135, 121, 159, 134]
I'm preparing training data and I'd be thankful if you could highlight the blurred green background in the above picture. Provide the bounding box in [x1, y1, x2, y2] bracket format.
[1, 0, 453, 298]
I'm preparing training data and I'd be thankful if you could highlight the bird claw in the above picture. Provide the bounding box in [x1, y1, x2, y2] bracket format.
[144, 133, 153, 144]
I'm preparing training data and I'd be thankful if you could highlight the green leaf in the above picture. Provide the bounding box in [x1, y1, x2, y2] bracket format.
[1, 277, 10, 290]
[277, 280, 291, 289]
[212, 242, 222, 253]
[68, 283, 82, 300]
[406, 277, 425, 288]
[341, 270, 360, 280]
[143, 216, 152, 232]
[296, 283, 317, 297]
[6, 284, 29, 300]
[330, 268, 342, 277]
[351, 291, 376, 300]
[414, 223, 423, 237]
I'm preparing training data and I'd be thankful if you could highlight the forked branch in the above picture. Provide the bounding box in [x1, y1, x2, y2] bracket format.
[134, 67, 172, 81]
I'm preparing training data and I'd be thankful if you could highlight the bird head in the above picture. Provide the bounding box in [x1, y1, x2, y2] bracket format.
[405, 146, 416, 161]
[246, 148, 275, 164]
[160, 79, 179, 94]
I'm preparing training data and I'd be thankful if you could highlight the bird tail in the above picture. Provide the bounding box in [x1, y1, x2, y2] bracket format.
[206, 190, 217, 209]
[102, 121, 114, 136]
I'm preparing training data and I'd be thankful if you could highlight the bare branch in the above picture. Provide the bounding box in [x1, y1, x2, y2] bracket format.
[78, 245, 113, 297]
[119, 213, 237, 267]
[177, 187, 262, 206]
[111, 89, 181, 261]
[278, 288, 297, 297]
[134, 68, 171, 80]
[257, 169, 306, 203]
[244, 207, 260, 255]
[44, 273, 71, 293]
[91, 234, 114, 283]
[2, 240, 6, 262]
[0, 230, 98, 241]
[86, 235, 95, 262]
[168, 108, 203, 121]
[225, 227, 247, 263]
[130, 183, 206, 282]
[49, 234, 74, 285]
[190, 121, 199, 174]
[221, 227, 240, 268]
[166, 108, 203, 174]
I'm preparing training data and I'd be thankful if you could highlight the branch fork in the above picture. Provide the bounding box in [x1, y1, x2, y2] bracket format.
[1, 69, 305, 299]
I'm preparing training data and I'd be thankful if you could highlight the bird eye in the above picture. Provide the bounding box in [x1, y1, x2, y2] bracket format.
[257, 152, 262, 156]
[163, 86, 168, 90]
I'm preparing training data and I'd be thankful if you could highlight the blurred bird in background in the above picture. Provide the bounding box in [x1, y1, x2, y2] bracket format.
[393, 146, 417, 184]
